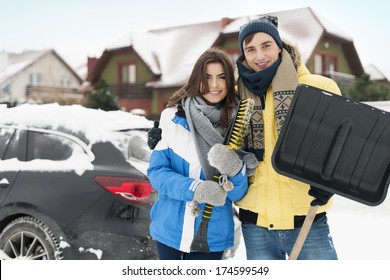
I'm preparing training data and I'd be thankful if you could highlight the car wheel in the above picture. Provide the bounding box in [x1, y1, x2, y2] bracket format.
[0, 216, 63, 260]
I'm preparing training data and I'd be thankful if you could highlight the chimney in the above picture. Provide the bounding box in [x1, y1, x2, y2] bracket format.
[87, 57, 99, 76]
[0, 50, 9, 72]
[221, 17, 233, 28]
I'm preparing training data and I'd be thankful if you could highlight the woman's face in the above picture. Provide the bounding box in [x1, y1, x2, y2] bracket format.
[201, 62, 228, 105]
[243, 32, 281, 72]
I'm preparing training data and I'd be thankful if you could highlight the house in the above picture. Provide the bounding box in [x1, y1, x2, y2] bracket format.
[365, 64, 389, 83]
[0, 49, 82, 105]
[86, 7, 365, 117]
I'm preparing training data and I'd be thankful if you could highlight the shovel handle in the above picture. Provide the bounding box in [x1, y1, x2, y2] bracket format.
[288, 205, 319, 260]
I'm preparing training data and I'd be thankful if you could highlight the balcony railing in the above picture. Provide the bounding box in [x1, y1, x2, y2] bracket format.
[26, 85, 83, 104]
[323, 71, 356, 87]
[110, 83, 152, 98]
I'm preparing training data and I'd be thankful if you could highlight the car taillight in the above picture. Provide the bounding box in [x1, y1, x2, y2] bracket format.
[94, 176, 156, 204]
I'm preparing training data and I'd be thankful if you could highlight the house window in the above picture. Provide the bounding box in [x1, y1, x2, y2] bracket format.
[0, 83, 11, 102]
[119, 63, 138, 97]
[61, 76, 71, 87]
[328, 57, 335, 73]
[121, 64, 136, 84]
[314, 54, 322, 74]
[29, 73, 42, 85]
[1, 82, 11, 102]
[314, 53, 338, 75]
[2, 82, 10, 93]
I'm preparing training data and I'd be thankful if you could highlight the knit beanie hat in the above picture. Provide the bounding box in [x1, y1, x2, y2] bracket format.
[238, 16, 282, 54]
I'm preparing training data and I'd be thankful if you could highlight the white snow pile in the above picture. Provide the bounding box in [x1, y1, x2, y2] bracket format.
[0, 103, 154, 176]
[0, 103, 154, 145]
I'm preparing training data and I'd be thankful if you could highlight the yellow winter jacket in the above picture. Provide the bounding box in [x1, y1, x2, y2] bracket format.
[236, 61, 341, 230]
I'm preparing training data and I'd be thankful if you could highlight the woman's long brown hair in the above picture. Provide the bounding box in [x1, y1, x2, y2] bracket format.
[166, 47, 238, 129]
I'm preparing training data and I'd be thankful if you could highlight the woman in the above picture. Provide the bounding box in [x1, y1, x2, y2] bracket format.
[147, 47, 256, 260]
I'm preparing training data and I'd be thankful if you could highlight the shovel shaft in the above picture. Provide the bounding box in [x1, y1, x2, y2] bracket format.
[288, 205, 319, 260]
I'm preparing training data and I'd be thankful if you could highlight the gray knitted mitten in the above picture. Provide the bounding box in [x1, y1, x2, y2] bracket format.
[193, 180, 227, 206]
[208, 143, 242, 177]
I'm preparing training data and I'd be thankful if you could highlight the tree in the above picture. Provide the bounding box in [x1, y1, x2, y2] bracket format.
[84, 79, 121, 111]
[341, 74, 390, 101]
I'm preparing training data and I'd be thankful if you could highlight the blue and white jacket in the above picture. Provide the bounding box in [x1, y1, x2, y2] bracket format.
[147, 106, 249, 253]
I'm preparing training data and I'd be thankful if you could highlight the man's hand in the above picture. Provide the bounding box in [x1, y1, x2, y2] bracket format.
[147, 120, 162, 149]
[308, 186, 334, 206]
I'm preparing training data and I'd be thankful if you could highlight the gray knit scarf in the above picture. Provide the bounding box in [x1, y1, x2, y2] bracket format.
[183, 96, 258, 179]
[183, 96, 224, 180]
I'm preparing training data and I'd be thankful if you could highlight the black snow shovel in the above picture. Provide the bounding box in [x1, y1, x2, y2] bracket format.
[272, 84, 390, 260]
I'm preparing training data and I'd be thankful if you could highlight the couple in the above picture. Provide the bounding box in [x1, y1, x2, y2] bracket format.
[147, 16, 339, 260]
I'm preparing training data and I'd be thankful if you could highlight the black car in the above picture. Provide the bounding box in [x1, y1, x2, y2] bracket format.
[0, 104, 157, 260]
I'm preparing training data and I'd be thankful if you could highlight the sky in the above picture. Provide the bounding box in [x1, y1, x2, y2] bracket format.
[1, 0, 390, 79]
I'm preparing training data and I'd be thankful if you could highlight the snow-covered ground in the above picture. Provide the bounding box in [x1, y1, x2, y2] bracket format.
[230, 194, 390, 260]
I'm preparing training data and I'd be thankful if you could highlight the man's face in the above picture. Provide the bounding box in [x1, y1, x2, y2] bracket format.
[243, 32, 281, 72]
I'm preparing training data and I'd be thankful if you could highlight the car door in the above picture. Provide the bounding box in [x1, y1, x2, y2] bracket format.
[0, 126, 23, 205]
[4, 128, 105, 225]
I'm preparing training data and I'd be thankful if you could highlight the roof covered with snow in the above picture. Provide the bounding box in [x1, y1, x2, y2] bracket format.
[0, 49, 82, 86]
[223, 7, 353, 63]
[0, 50, 51, 85]
[365, 64, 389, 81]
[90, 7, 359, 87]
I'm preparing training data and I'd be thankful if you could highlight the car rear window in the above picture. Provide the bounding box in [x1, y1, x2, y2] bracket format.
[27, 131, 86, 161]
[107, 130, 151, 175]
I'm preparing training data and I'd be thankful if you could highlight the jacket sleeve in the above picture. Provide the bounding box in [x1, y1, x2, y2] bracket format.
[147, 149, 196, 202]
[226, 164, 249, 202]
[323, 78, 341, 95]
[147, 109, 196, 202]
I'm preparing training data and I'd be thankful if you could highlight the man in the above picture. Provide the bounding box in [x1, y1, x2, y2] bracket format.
[235, 15, 338, 260]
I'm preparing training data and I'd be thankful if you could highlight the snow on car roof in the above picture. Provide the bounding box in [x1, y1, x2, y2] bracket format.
[0, 103, 154, 176]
